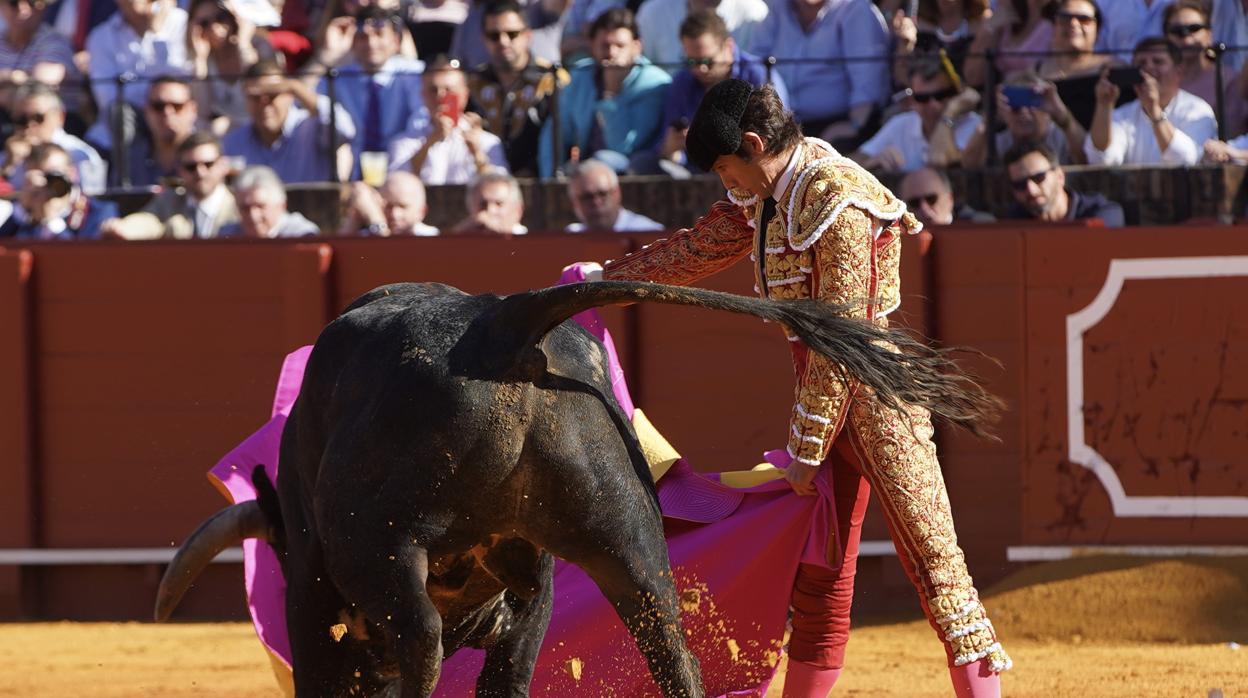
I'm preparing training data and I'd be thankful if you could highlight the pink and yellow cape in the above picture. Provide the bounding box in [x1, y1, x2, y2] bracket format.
[205, 264, 840, 697]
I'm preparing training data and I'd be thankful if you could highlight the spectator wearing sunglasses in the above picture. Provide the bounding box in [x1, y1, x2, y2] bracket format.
[0, 83, 107, 195]
[657, 9, 788, 175]
[1164, 0, 1248, 136]
[1087, 37, 1216, 165]
[319, 6, 427, 178]
[851, 61, 982, 173]
[467, 0, 569, 176]
[0, 143, 119, 240]
[1004, 141, 1123, 226]
[125, 76, 201, 187]
[224, 60, 356, 183]
[1036, 0, 1110, 82]
[636, 0, 768, 72]
[898, 166, 994, 228]
[101, 132, 239, 239]
[84, 0, 191, 151]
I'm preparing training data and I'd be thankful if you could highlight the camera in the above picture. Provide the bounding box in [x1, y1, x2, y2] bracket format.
[43, 171, 72, 198]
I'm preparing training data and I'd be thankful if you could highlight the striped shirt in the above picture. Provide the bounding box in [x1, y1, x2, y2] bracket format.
[0, 25, 75, 74]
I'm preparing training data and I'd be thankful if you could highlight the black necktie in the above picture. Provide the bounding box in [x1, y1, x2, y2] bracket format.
[757, 197, 777, 295]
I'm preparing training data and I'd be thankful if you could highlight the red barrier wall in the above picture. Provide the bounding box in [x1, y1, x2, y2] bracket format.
[1, 226, 1244, 620]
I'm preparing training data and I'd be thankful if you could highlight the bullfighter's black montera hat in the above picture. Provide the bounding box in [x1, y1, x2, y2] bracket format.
[686, 78, 754, 172]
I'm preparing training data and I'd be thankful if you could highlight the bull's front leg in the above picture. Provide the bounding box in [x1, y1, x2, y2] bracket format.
[474, 551, 556, 697]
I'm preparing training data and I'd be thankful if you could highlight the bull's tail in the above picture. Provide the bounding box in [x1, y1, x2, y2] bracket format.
[482, 281, 1003, 439]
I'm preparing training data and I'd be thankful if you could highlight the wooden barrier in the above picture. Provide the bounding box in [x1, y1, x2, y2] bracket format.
[0, 225, 1245, 620]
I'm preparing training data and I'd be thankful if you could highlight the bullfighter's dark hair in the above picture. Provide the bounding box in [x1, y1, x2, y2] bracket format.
[736, 85, 802, 162]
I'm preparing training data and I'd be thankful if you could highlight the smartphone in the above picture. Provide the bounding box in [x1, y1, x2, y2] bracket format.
[1108, 66, 1144, 90]
[1002, 85, 1044, 109]
[439, 91, 460, 126]
[906, 0, 919, 17]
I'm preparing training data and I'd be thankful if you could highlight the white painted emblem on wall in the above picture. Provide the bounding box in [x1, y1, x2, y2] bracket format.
[1066, 256, 1248, 517]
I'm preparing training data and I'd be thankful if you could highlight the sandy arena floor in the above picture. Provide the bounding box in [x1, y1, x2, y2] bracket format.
[1, 557, 1245, 697]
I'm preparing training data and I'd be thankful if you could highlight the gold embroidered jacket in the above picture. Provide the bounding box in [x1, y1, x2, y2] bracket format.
[602, 138, 923, 466]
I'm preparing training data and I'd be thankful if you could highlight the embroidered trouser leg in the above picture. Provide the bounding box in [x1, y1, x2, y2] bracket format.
[843, 395, 1011, 672]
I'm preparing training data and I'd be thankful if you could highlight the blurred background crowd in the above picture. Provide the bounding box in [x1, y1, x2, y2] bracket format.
[2, 0, 1248, 240]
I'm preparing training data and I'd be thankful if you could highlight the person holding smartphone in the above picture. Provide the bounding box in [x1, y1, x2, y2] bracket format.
[1087, 36, 1217, 165]
[961, 71, 1088, 167]
[388, 57, 509, 185]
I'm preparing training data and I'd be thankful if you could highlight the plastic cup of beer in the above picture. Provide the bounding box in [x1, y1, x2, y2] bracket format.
[360, 151, 388, 187]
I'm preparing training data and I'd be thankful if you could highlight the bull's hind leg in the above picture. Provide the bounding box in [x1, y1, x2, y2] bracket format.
[332, 546, 445, 698]
[475, 550, 555, 698]
[548, 517, 703, 698]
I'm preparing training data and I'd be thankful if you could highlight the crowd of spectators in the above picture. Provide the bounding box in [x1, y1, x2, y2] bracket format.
[3, 0, 1248, 240]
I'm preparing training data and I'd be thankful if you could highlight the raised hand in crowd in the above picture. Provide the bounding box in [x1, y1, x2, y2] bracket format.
[928, 86, 980, 167]
[1037, 79, 1088, 163]
[892, 10, 919, 55]
[314, 15, 358, 74]
[1089, 65, 1119, 152]
[337, 181, 389, 235]
[461, 112, 491, 172]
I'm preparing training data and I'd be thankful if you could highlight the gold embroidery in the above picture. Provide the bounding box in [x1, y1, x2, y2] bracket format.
[847, 395, 1011, 673]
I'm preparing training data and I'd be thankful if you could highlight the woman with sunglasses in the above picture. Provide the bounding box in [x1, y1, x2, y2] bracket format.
[1164, 0, 1248, 136]
[1035, 0, 1111, 81]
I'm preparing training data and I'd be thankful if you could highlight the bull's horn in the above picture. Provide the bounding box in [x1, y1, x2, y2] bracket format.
[154, 500, 270, 622]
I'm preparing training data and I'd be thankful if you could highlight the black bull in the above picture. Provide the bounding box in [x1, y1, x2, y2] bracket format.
[155, 280, 999, 697]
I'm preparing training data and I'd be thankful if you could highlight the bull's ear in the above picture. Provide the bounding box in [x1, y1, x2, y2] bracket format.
[537, 330, 609, 388]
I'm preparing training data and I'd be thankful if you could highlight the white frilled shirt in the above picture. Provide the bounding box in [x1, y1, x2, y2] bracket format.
[1084, 89, 1217, 166]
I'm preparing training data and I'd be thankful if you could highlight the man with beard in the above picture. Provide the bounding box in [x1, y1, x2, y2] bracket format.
[468, 0, 569, 176]
[1005, 141, 1123, 226]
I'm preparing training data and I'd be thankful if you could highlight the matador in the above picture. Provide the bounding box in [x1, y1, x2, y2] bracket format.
[593, 79, 1012, 697]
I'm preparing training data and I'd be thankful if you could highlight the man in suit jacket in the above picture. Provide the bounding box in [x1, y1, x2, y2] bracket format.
[102, 132, 240, 240]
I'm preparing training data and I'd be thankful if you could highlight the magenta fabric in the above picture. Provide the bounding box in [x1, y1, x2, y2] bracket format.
[207, 345, 311, 668]
[203, 270, 841, 695]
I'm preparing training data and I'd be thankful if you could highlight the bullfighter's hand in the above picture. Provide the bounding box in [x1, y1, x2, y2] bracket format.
[785, 461, 819, 496]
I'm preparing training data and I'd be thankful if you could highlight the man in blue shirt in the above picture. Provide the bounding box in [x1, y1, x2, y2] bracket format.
[223, 60, 356, 184]
[538, 7, 671, 177]
[319, 6, 426, 176]
[749, 0, 891, 148]
[658, 9, 789, 174]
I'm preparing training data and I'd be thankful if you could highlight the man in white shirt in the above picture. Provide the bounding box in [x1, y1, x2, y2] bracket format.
[851, 62, 982, 174]
[565, 160, 664, 233]
[636, 0, 769, 71]
[84, 0, 190, 149]
[1086, 37, 1216, 166]
[389, 58, 509, 185]
[0, 83, 107, 195]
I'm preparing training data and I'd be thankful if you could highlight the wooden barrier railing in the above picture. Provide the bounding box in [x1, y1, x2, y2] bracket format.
[1, 226, 1245, 620]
